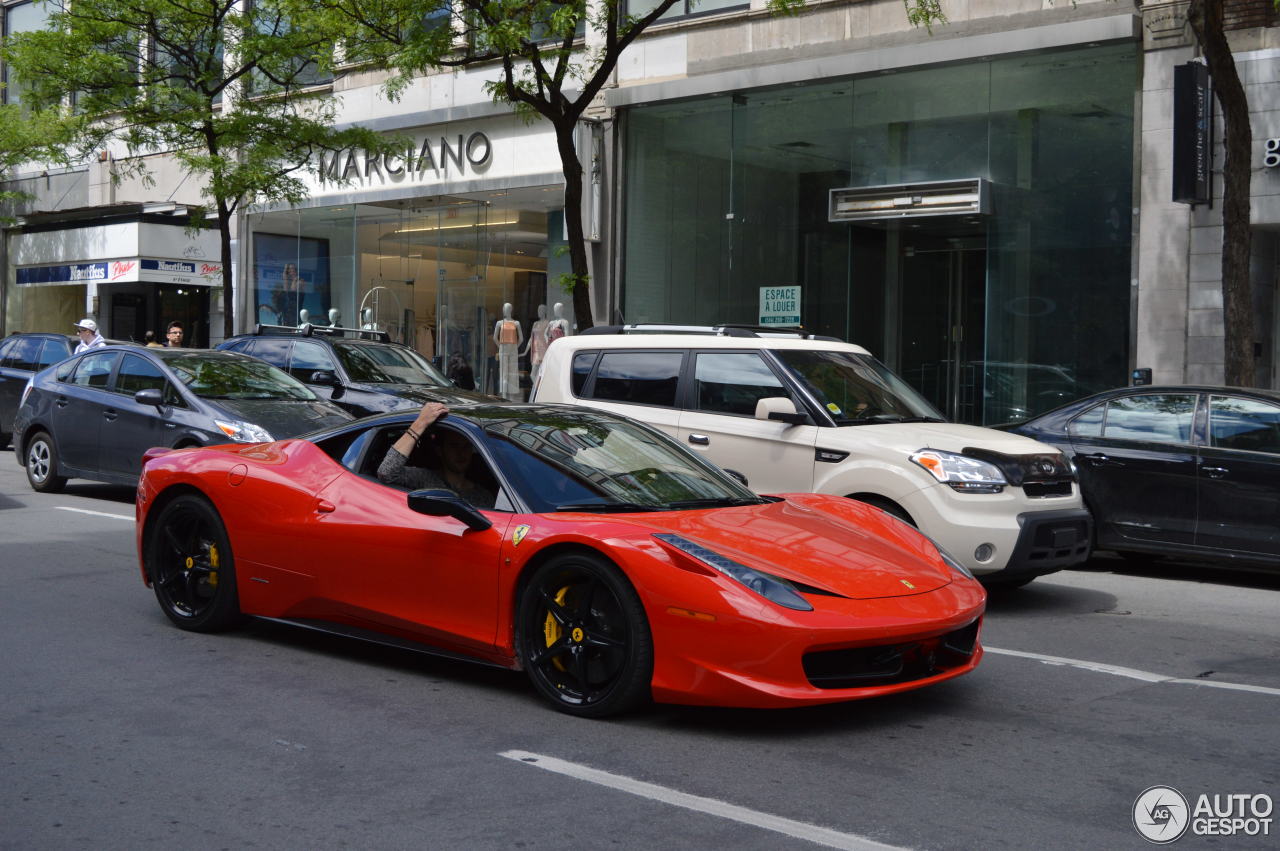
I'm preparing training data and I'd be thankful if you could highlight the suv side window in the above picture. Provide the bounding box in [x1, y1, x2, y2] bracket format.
[290, 340, 337, 383]
[571, 351, 598, 396]
[589, 351, 683, 408]
[6, 337, 41, 371]
[0, 337, 17, 365]
[250, 339, 291, 370]
[692, 351, 788, 416]
[37, 339, 70, 368]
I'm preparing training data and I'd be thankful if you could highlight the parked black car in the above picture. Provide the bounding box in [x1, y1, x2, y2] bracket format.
[14, 345, 353, 492]
[0, 332, 80, 448]
[217, 324, 492, 417]
[1009, 385, 1280, 571]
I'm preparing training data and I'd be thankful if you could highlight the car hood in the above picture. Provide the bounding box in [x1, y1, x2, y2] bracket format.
[828, 421, 1062, 457]
[352, 384, 496, 408]
[624, 497, 956, 600]
[206, 398, 352, 439]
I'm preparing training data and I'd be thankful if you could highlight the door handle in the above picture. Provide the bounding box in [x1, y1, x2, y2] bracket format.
[55, 397, 69, 408]
[1201, 466, 1229, 479]
[103, 410, 118, 421]
[687, 433, 710, 446]
[1082, 453, 1121, 467]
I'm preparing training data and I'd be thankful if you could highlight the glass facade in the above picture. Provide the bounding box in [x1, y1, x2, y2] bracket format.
[248, 191, 561, 399]
[621, 43, 1136, 424]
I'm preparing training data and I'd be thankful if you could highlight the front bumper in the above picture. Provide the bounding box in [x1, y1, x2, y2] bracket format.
[995, 507, 1093, 582]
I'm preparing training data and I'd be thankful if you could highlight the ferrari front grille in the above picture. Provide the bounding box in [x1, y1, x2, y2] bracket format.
[802, 619, 980, 690]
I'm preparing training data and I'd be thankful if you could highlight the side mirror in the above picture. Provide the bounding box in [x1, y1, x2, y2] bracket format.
[723, 468, 749, 487]
[134, 388, 164, 408]
[407, 488, 492, 532]
[755, 396, 807, 426]
[310, 370, 339, 387]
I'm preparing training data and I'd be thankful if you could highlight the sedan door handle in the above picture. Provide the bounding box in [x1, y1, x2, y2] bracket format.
[1201, 465, 1229, 479]
[103, 409, 118, 422]
[55, 397, 69, 408]
[1081, 452, 1121, 467]
[687, 433, 710, 446]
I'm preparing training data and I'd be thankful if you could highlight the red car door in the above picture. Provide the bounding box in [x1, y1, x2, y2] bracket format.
[305, 470, 512, 658]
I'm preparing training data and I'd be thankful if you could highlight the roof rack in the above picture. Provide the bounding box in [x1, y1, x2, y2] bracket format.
[252, 323, 391, 343]
[579, 323, 842, 342]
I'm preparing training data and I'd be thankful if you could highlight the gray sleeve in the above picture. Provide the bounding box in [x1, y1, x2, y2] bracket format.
[377, 446, 411, 486]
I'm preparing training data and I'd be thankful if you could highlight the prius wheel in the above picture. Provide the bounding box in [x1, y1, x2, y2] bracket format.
[25, 431, 66, 493]
[146, 495, 243, 632]
[517, 553, 653, 718]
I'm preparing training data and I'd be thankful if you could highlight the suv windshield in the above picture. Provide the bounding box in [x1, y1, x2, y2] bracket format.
[774, 350, 944, 425]
[482, 410, 762, 513]
[163, 353, 317, 400]
[333, 342, 451, 387]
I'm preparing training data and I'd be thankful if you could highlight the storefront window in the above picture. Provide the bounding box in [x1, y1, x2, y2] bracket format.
[2, 0, 52, 107]
[620, 43, 1135, 424]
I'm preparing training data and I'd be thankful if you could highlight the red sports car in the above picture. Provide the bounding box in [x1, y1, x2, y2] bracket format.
[136, 404, 985, 716]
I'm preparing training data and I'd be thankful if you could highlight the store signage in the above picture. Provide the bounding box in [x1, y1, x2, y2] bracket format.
[1265, 139, 1280, 168]
[759, 286, 801, 326]
[1172, 61, 1212, 205]
[16, 258, 221, 287]
[317, 131, 492, 187]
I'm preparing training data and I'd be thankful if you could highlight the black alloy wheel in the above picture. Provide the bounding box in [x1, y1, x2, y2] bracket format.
[25, 430, 67, 493]
[146, 494, 243, 632]
[517, 553, 653, 718]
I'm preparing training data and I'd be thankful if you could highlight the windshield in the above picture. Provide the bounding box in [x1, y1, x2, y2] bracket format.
[482, 410, 762, 513]
[333, 342, 451, 386]
[163, 353, 316, 400]
[774, 350, 944, 424]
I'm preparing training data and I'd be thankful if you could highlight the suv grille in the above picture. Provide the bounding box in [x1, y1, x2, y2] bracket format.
[1023, 479, 1073, 498]
[802, 620, 980, 690]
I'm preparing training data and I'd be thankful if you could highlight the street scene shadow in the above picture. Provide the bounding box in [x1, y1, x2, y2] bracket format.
[1078, 552, 1280, 592]
[59, 481, 137, 504]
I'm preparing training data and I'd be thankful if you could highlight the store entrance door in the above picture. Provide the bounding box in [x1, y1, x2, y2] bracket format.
[897, 236, 986, 423]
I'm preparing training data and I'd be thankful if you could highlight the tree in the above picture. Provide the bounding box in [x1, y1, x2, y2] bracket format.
[325, 0, 805, 330]
[1186, 0, 1255, 386]
[0, 105, 79, 222]
[2, 0, 396, 338]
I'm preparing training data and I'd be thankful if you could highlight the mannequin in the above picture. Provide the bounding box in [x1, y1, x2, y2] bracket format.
[545, 302, 570, 346]
[328, 308, 341, 327]
[492, 302, 524, 401]
[298, 308, 310, 327]
[523, 304, 550, 386]
[361, 307, 376, 331]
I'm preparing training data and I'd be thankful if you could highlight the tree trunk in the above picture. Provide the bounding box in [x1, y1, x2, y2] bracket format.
[1188, 0, 1254, 387]
[217, 199, 235, 341]
[554, 119, 595, 331]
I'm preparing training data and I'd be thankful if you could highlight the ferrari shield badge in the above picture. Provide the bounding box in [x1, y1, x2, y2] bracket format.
[512, 524, 531, 547]
[900, 579, 916, 590]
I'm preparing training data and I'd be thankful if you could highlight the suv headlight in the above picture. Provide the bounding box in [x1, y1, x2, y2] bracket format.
[214, 419, 273, 443]
[910, 449, 1006, 494]
[654, 533, 813, 611]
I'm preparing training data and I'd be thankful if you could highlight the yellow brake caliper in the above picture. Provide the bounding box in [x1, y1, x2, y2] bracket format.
[207, 543, 219, 588]
[544, 586, 570, 671]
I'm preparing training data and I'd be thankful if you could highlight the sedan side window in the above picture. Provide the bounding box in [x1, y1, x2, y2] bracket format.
[1100, 394, 1196, 443]
[589, 351, 683, 408]
[1067, 404, 1104, 437]
[70, 351, 119, 388]
[693, 352, 788, 416]
[1209, 396, 1280, 454]
[115, 354, 167, 396]
[290, 340, 338, 383]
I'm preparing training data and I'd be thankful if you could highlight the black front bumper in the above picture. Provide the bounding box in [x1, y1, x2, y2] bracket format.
[997, 507, 1093, 581]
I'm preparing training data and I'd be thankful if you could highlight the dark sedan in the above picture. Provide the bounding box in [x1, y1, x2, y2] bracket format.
[14, 346, 352, 492]
[217, 324, 492, 417]
[1010, 385, 1280, 571]
[0, 332, 79, 448]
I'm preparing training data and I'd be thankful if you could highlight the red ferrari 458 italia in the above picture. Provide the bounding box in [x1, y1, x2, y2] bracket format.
[135, 403, 986, 716]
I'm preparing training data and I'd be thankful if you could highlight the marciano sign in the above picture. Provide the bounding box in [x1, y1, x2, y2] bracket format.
[318, 131, 493, 187]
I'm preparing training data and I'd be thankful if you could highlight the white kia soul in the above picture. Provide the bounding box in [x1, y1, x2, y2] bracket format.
[532, 325, 1091, 586]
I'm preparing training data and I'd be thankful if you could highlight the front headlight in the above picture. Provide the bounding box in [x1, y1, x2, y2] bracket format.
[654, 533, 813, 611]
[910, 449, 1006, 494]
[214, 419, 273, 443]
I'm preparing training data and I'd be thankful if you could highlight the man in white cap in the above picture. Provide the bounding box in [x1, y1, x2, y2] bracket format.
[73, 319, 106, 353]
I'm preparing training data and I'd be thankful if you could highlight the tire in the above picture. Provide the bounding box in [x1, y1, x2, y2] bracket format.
[145, 494, 243, 632]
[25, 431, 67, 493]
[516, 552, 653, 718]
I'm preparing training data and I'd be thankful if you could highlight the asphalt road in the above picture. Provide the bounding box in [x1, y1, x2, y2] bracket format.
[1, 450, 1277, 850]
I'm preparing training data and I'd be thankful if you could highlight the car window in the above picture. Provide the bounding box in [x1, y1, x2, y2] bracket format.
[290, 340, 338, 382]
[693, 351, 789, 416]
[0, 337, 16, 365]
[250, 339, 291, 369]
[588, 351, 683, 407]
[37, 338, 71, 368]
[70, 351, 119, 389]
[114, 353, 176, 402]
[163, 353, 316, 400]
[571, 351, 598, 396]
[220, 338, 252, 354]
[6, 337, 41, 372]
[774, 349, 943, 423]
[1099, 394, 1196, 443]
[1067, 403, 1105, 437]
[1209, 396, 1280, 454]
[333, 342, 450, 386]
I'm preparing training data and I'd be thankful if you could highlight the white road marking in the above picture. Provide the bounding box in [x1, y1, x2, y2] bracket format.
[55, 506, 133, 522]
[500, 750, 907, 851]
[985, 646, 1280, 696]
